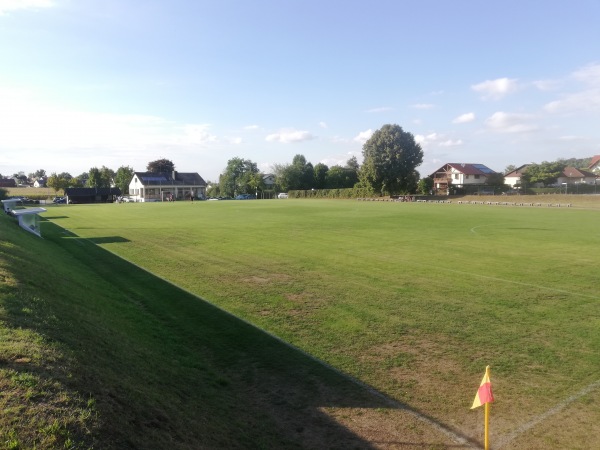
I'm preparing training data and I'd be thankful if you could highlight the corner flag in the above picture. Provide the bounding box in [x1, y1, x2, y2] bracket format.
[471, 365, 494, 409]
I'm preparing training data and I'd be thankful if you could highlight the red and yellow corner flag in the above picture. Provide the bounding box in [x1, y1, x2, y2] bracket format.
[471, 365, 494, 409]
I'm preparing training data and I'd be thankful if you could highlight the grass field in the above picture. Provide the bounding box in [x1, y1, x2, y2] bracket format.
[3, 196, 600, 448]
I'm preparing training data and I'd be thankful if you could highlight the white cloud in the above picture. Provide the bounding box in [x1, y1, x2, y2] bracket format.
[558, 135, 585, 141]
[545, 90, 600, 113]
[472, 77, 519, 100]
[572, 63, 600, 86]
[415, 133, 439, 146]
[0, 0, 55, 14]
[412, 103, 435, 109]
[439, 139, 463, 147]
[452, 112, 475, 124]
[485, 111, 538, 133]
[319, 121, 328, 129]
[265, 129, 315, 143]
[226, 137, 243, 145]
[177, 124, 217, 145]
[415, 133, 463, 149]
[544, 63, 600, 113]
[533, 79, 561, 91]
[353, 129, 373, 144]
[320, 157, 346, 167]
[0, 87, 223, 174]
[243, 124, 259, 130]
[365, 106, 393, 113]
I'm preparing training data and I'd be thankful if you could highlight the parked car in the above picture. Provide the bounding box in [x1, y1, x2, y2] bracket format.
[277, 193, 288, 199]
[235, 194, 256, 200]
[53, 197, 66, 204]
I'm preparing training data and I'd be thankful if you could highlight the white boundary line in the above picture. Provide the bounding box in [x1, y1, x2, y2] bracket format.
[445, 269, 600, 300]
[496, 380, 600, 448]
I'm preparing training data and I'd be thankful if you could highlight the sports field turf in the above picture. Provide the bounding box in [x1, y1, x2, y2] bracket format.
[30, 197, 599, 448]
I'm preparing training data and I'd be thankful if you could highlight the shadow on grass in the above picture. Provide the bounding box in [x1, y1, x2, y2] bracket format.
[86, 236, 130, 244]
[1, 218, 480, 449]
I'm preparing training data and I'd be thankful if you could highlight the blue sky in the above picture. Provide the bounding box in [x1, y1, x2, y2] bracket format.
[1, 0, 600, 181]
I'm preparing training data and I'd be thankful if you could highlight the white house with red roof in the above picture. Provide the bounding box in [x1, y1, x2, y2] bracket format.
[588, 155, 600, 173]
[557, 167, 598, 185]
[430, 163, 498, 194]
[504, 164, 530, 188]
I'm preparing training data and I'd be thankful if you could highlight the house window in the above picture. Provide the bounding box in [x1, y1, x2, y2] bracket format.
[475, 175, 480, 179]
[147, 189, 155, 195]
[454, 174, 459, 180]
[466, 175, 470, 179]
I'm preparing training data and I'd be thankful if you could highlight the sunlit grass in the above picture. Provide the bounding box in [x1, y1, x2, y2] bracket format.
[42, 198, 600, 445]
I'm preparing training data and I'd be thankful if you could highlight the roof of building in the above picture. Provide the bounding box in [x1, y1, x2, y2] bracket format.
[562, 167, 597, 178]
[588, 155, 600, 169]
[431, 163, 497, 176]
[133, 171, 206, 186]
[504, 164, 530, 177]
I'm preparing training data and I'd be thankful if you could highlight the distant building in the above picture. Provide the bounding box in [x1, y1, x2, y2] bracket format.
[430, 163, 499, 194]
[588, 155, 600, 173]
[263, 173, 275, 188]
[33, 177, 47, 188]
[129, 171, 206, 202]
[504, 164, 530, 188]
[0, 178, 17, 187]
[557, 167, 598, 185]
[64, 187, 121, 204]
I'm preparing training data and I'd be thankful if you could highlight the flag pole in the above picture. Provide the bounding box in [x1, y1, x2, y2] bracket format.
[484, 365, 491, 450]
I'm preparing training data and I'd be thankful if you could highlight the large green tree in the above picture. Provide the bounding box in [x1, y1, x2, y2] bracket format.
[219, 157, 258, 197]
[147, 158, 175, 173]
[291, 154, 314, 190]
[114, 166, 135, 194]
[360, 124, 423, 195]
[274, 154, 314, 191]
[47, 172, 70, 193]
[326, 166, 358, 189]
[274, 163, 302, 192]
[28, 169, 46, 181]
[313, 163, 329, 189]
[521, 161, 566, 186]
[485, 172, 506, 188]
[417, 176, 434, 195]
[86, 167, 112, 188]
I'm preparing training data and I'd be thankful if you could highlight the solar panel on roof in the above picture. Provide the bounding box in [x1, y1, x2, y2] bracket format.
[472, 164, 495, 174]
[141, 176, 168, 182]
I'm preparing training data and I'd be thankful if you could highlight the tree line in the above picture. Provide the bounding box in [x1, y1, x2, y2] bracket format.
[212, 154, 365, 198]
[212, 124, 424, 197]
[5, 124, 595, 199]
[1, 160, 178, 197]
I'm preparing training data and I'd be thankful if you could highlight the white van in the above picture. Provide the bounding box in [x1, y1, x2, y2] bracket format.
[277, 193, 288, 199]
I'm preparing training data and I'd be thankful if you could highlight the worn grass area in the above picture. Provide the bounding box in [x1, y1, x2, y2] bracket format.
[36, 198, 600, 449]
